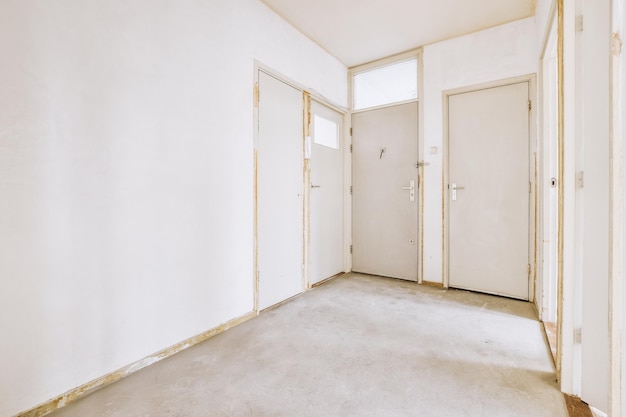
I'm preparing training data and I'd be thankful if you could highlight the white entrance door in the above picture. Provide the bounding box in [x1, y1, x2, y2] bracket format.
[310, 100, 344, 285]
[352, 102, 419, 281]
[257, 71, 303, 310]
[448, 82, 530, 300]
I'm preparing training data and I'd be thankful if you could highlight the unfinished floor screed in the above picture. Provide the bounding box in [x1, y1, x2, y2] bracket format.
[48, 274, 567, 417]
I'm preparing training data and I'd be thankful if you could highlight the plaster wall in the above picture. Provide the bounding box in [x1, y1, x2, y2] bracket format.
[536, 0, 557, 55]
[0, 1, 346, 415]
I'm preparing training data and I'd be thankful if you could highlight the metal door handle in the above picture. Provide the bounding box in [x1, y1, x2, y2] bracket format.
[311, 185, 321, 188]
[402, 180, 415, 202]
[451, 183, 465, 201]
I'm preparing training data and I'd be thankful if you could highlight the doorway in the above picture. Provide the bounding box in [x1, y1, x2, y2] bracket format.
[446, 81, 532, 300]
[350, 56, 420, 282]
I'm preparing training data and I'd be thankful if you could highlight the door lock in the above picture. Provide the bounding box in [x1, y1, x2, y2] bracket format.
[402, 180, 415, 202]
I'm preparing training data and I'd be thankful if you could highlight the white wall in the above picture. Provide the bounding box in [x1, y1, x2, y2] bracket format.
[0, 1, 346, 415]
[536, 0, 556, 55]
[421, 17, 537, 283]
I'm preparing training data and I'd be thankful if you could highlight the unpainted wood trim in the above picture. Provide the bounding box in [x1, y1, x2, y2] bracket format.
[422, 280, 444, 289]
[15, 312, 257, 417]
[563, 394, 594, 417]
[418, 52, 425, 285]
[311, 272, 346, 288]
[556, 0, 565, 382]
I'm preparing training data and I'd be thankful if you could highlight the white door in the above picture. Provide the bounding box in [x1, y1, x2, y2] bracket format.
[257, 71, 303, 310]
[352, 102, 419, 281]
[310, 100, 344, 285]
[448, 82, 530, 300]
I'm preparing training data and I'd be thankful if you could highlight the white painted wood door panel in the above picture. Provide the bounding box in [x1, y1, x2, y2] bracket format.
[448, 82, 530, 300]
[310, 101, 344, 285]
[257, 71, 303, 310]
[352, 102, 419, 281]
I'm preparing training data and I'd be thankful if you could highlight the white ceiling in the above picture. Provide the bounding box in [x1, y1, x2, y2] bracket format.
[260, 0, 536, 67]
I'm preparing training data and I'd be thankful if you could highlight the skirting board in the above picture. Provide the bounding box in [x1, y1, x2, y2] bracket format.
[16, 311, 257, 417]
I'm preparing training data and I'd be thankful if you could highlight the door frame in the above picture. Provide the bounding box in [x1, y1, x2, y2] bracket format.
[253, 62, 349, 312]
[347, 48, 424, 282]
[442, 74, 537, 300]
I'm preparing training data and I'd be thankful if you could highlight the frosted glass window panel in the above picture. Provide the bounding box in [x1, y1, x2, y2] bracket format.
[353, 59, 418, 110]
[313, 114, 339, 149]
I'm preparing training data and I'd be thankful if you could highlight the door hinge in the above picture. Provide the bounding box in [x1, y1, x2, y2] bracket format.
[528, 100, 532, 111]
[527, 264, 531, 275]
[349, 127, 353, 136]
[529, 181, 532, 193]
[350, 245, 353, 254]
[576, 15, 584, 32]
[350, 185, 353, 195]
[350, 144, 353, 153]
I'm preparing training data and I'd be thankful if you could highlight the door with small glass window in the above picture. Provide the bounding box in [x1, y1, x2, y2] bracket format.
[310, 100, 344, 285]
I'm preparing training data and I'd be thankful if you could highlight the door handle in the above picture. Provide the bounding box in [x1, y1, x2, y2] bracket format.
[311, 184, 321, 189]
[451, 183, 465, 201]
[401, 180, 415, 202]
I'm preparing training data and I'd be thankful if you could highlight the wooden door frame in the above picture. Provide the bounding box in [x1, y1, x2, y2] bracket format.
[442, 75, 538, 300]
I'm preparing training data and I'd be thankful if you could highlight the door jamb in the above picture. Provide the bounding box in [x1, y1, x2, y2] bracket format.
[442, 74, 538, 301]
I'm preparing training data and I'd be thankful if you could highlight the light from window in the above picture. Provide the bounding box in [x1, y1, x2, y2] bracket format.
[313, 115, 338, 149]
[353, 59, 418, 111]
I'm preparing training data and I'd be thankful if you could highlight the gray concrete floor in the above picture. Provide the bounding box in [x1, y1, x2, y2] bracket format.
[50, 273, 568, 417]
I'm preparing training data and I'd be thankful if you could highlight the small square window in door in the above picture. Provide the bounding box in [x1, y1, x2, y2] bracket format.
[313, 114, 338, 149]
